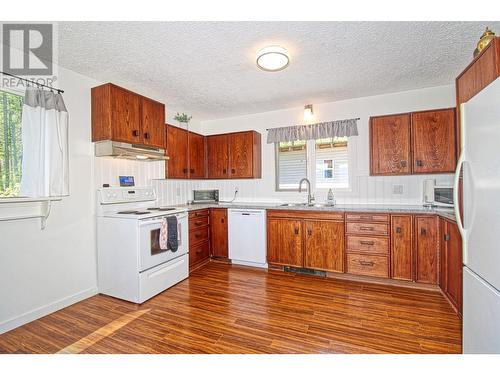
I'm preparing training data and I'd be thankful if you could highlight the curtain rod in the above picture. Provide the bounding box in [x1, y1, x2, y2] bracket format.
[266, 117, 360, 131]
[0, 71, 64, 94]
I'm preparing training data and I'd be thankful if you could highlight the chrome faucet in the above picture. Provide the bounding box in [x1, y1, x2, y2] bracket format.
[299, 178, 315, 205]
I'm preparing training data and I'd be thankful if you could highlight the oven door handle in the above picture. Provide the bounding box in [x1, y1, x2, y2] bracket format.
[139, 214, 187, 226]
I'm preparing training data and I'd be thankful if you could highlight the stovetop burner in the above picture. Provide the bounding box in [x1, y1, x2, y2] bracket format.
[147, 207, 177, 211]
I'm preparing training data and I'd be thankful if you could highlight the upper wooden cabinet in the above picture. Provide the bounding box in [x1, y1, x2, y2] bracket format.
[370, 108, 456, 175]
[370, 114, 411, 175]
[92, 83, 165, 149]
[207, 131, 262, 179]
[207, 134, 229, 179]
[188, 132, 206, 179]
[411, 108, 456, 174]
[166, 125, 189, 179]
[456, 37, 500, 105]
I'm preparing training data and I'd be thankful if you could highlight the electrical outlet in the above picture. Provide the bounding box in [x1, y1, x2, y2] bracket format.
[393, 184, 404, 195]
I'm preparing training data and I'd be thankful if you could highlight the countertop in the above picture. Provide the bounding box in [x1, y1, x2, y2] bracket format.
[178, 202, 457, 222]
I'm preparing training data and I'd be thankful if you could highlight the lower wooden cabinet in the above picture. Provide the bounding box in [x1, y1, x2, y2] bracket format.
[391, 215, 413, 281]
[304, 220, 344, 272]
[267, 217, 303, 267]
[188, 209, 210, 270]
[415, 215, 439, 284]
[210, 208, 228, 258]
[440, 217, 463, 313]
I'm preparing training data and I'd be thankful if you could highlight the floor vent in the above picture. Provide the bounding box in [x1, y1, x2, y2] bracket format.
[283, 266, 326, 277]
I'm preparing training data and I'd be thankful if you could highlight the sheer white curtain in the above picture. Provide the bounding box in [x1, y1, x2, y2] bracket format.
[20, 87, 69, 197]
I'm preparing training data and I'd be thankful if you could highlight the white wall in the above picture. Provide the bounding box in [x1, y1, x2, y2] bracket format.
[157, 85, 456, 205]
[0, 65, 102, 333]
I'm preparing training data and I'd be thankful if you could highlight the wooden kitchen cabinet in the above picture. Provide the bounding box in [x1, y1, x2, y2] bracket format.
[267, 217, 303, 267]
[415, 215, 439, 284]
[210, 208, 228, 258]
[207, 134, 229, 178]
[188, 131, 206, 178]
[207, 131, 262, 179]
[370, 114, 411, 175]
[166, 125, 189, 178]
[303, 220, 344, 272]
[411, 108, 456, 174]
[439, 217, 463, 314]
[92, 83, 165, 148]
[391, 215, 413, 281]
[189, 209, 210, 271]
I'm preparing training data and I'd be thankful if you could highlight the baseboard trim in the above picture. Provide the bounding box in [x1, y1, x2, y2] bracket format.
[0, 287, 98, 334]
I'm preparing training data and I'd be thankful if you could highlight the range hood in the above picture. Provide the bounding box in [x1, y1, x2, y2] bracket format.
[95, 140, 169, 161]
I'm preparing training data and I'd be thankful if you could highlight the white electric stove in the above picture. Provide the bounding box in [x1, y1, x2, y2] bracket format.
[96, 187, 188, 303]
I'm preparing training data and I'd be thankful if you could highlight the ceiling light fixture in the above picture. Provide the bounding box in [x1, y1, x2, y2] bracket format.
[256, 46, 290, 72]
[304, 104, 314, 121]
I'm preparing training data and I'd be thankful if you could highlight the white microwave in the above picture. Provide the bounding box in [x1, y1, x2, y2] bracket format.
[432, 186, 454, 207]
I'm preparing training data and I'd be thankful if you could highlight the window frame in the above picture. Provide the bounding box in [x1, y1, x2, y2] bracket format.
[275, 138, 353, 193]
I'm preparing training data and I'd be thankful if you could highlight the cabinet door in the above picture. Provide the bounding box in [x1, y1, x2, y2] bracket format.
[391, 215, 413, 281]
[411, 108, 456, 173]
[166, 125, 189, 179]
[267, 218, 303, 267]
[370, 114, 411, 175]
[228, 132, 254, 178]
[141, 98, 165, 149]
[110, 85, 141, 143]
[446, 221, 463, 312]
[207, 134, 229, 178]
[439, 218, 448, 291]
[210, 209, 228, 258]
[415, 216, 439, 284]
[304, 220, 344, 272]
[189, 132, 206, 178]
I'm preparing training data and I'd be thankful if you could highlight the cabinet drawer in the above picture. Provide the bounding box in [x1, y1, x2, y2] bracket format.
[189, 209, 209, 219]
[346, 235, 389, 255]
[189, 226, 209, 245]
[346, 222, 389, 236]
[189, 240, 210, 266]
[347, 254, 389, 278]
[189, 215, 209, 228]
[345, 212, 389, 222]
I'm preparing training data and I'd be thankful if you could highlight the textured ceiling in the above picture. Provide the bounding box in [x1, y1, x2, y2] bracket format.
[57, 21, 500, 121]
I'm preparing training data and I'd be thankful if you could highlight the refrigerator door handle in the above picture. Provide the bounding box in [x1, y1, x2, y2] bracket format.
[454, 103, 467, 263]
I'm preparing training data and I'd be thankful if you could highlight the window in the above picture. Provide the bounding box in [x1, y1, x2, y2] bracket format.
[275, 140, 307, 190]
[275, 137, 349, 191]
[315, 137, 349, 189]
[0, 90, 23, 197]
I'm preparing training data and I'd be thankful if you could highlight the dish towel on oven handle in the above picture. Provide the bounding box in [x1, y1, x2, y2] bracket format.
[159, 216, 179, 251]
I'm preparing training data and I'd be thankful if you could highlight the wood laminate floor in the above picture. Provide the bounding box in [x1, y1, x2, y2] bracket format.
[0, 262, 462, 354]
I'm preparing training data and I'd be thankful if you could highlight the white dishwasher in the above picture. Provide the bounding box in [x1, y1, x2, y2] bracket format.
[228, 209, 267, 268]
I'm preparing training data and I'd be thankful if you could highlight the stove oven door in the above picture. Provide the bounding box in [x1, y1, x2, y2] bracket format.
[138, 213, 188, 272]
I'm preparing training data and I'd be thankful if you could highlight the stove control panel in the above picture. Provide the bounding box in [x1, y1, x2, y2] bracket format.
[99, 187, 156, 204]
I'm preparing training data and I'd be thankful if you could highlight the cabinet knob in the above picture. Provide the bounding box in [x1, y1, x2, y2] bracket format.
[294, 227, 299, 235]
[421, 228, 427, 235]
[223, 168, 227, 174]
[183, 168, 188, 174]
[144, 132, 150, 139]
[132, 130, 139, 137]
[416, 160, 423, 167]
[221, 218, 224, 223]
[190, 168, 194, 173]
[444, 234, 450, 241]
[400, 160, 407, 167]
[307, 229, 313, 236]
[395, 227, 402, 234]
[231, 168, 236, 174]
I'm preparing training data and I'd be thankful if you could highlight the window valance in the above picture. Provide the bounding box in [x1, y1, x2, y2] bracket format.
[266, 118, 359, 144]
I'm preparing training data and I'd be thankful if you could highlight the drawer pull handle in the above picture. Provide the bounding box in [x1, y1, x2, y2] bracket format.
[195, 233, 203, 238]
[307, 229, 313, 236]
[360, 226, 374, 231]
[359, 260, 375, 267]
[196, 248, 204, 254]
[360, 240, 375, 245]
[294, 227, 299, 235]
[194, 221, 204, 226]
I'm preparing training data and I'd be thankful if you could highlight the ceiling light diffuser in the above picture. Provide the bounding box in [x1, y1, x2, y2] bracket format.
[256, 46, 290, 72]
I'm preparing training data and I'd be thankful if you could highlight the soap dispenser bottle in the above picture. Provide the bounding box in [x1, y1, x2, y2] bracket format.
[327, 188, 335, 205]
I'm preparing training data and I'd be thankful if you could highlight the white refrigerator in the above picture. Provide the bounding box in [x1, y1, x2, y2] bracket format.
[456, 77, 500, 353]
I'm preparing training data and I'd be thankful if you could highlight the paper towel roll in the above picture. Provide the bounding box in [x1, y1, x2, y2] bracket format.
[423, 179, 435, 203]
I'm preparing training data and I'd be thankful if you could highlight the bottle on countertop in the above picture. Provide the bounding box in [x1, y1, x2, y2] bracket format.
[327, 188, 335, 206]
